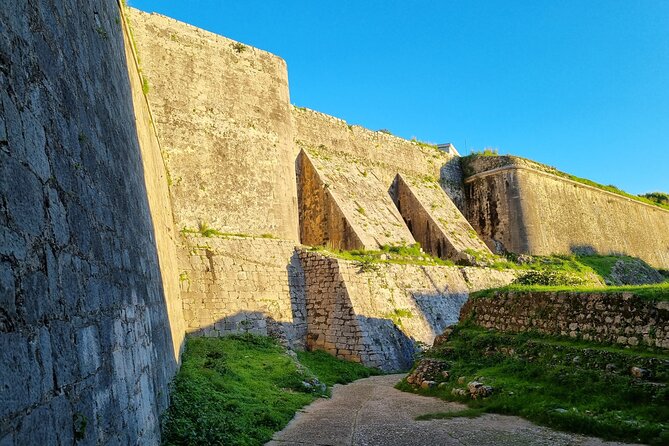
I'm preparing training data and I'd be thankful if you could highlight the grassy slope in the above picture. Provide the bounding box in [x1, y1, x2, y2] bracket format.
[399, 328, 669, 445]
[161, 335, 379, 446]
[471, 282, 669, 301]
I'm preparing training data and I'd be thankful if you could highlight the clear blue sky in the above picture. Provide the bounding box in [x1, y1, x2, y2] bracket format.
[129, 0, 668, 195]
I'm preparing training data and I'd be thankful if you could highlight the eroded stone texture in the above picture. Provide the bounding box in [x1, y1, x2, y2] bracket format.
[0, 2, 182, 444]
[300, 251, 515, 371]
[128, 9, 300, 241]
[391, 173, 491, 262]
[293, 107, 468, 250]
[461, 291, 669, 349]
[464, 156, 669, 268]
[178, 236, 307, 348]
[297, 151, 367, 250]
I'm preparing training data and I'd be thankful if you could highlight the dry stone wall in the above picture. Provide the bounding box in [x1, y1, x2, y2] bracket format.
[464, 157, 669, 268]
[299, 251, 515, 371]
[461, 291, 669, 349]
[1, 2, 183, 444]
[128, 9, 299, 241]
[178, 237, 307, 348]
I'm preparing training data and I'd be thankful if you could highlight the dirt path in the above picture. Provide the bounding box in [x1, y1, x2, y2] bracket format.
[267, 374, 640, 446]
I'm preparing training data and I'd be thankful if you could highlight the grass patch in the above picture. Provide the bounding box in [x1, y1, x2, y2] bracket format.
[308, 243, 455, 268]
[162, 335, 379, 445]
[399, 327, 669, 445]
[470, 282, 669, 301]
[296, 349, 381, 387]
[415, 408, 485, 421]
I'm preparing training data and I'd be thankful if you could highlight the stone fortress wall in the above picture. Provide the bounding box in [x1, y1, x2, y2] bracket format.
[300, 251, 514, 371]
[464, 156, 669, 269]
[1, 2, 184, 444]
[128, 9, 300, 241]
[3, 2, 669, 444]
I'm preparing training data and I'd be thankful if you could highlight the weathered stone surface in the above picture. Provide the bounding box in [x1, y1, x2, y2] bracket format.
[128, 9, 300, 241]
[391, 174, 491, 263]
[293, 107, 467, 250]
[461, 291, 669, 349]
[300, 250, 514, 371]
[0, 3, 183, 444]
[178, 236, 306, 348]
[464, 156, 669, 268]
[406, 359, 449, 386]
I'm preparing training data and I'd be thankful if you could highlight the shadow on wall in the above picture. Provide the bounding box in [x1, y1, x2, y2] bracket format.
[0, 1, 181, 444]
[411, 291, 469, 337]
[570, 245, 622, 256]
[355, 315, 418, 372]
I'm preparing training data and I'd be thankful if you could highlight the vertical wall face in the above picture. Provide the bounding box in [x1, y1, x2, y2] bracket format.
[1, 2, 180, 444]
[128, 9, 299, 241]
[464, 170, 529, 254]
[177, 237, 307, 348]
[465, 159, 669, 268]
[299, 251, 515, 371]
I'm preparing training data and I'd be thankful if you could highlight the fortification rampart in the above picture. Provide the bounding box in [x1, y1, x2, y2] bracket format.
[461, 291, 669, 349]
[464, 157, 669, 268]
[128, 9, 299, 241]
[299, 251, 515, 371]
[1, 2, 184, 443]
[177, 236, 306, 348]
[4, 2, 668, 444]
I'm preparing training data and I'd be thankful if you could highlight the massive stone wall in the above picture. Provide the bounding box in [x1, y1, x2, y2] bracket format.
[293, 107, 482, 255]
[128, 9, 299, 241]
[464, 158, 669, 268]
[178, 237, 306, 348]
[465, 157, 669, 268]
[299, 251, 514, 371]
[461, 291, 669, 349]
[298, 150, 415, 249]
[1, 2, 183, 444]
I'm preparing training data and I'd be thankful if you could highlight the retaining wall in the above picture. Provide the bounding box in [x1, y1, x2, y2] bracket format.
[461, 291, 669, 349]
[299, 251, 514, 371]
[178, 237, 307, 348]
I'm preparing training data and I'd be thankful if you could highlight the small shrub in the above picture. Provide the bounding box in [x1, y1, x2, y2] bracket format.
[513, 270, 586, 286]
[141, 75, 150, 95]
[378, 129, 392, 135]
[231, 42, 247, 53]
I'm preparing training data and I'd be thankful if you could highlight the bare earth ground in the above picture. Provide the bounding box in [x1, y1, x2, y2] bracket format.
[267, 374, 642, 446]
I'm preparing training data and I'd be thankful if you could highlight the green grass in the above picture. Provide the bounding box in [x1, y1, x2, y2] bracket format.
[161, 335, 380, 445]
[415, 408, 485, 421]
[309, 243, 456, 268]
[296, 349, 381, 387]
[470, 282, 669, 301]
[399, 327, 669, 445]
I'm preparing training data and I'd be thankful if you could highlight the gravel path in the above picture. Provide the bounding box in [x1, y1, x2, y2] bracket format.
[267, 374, 641, 446]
